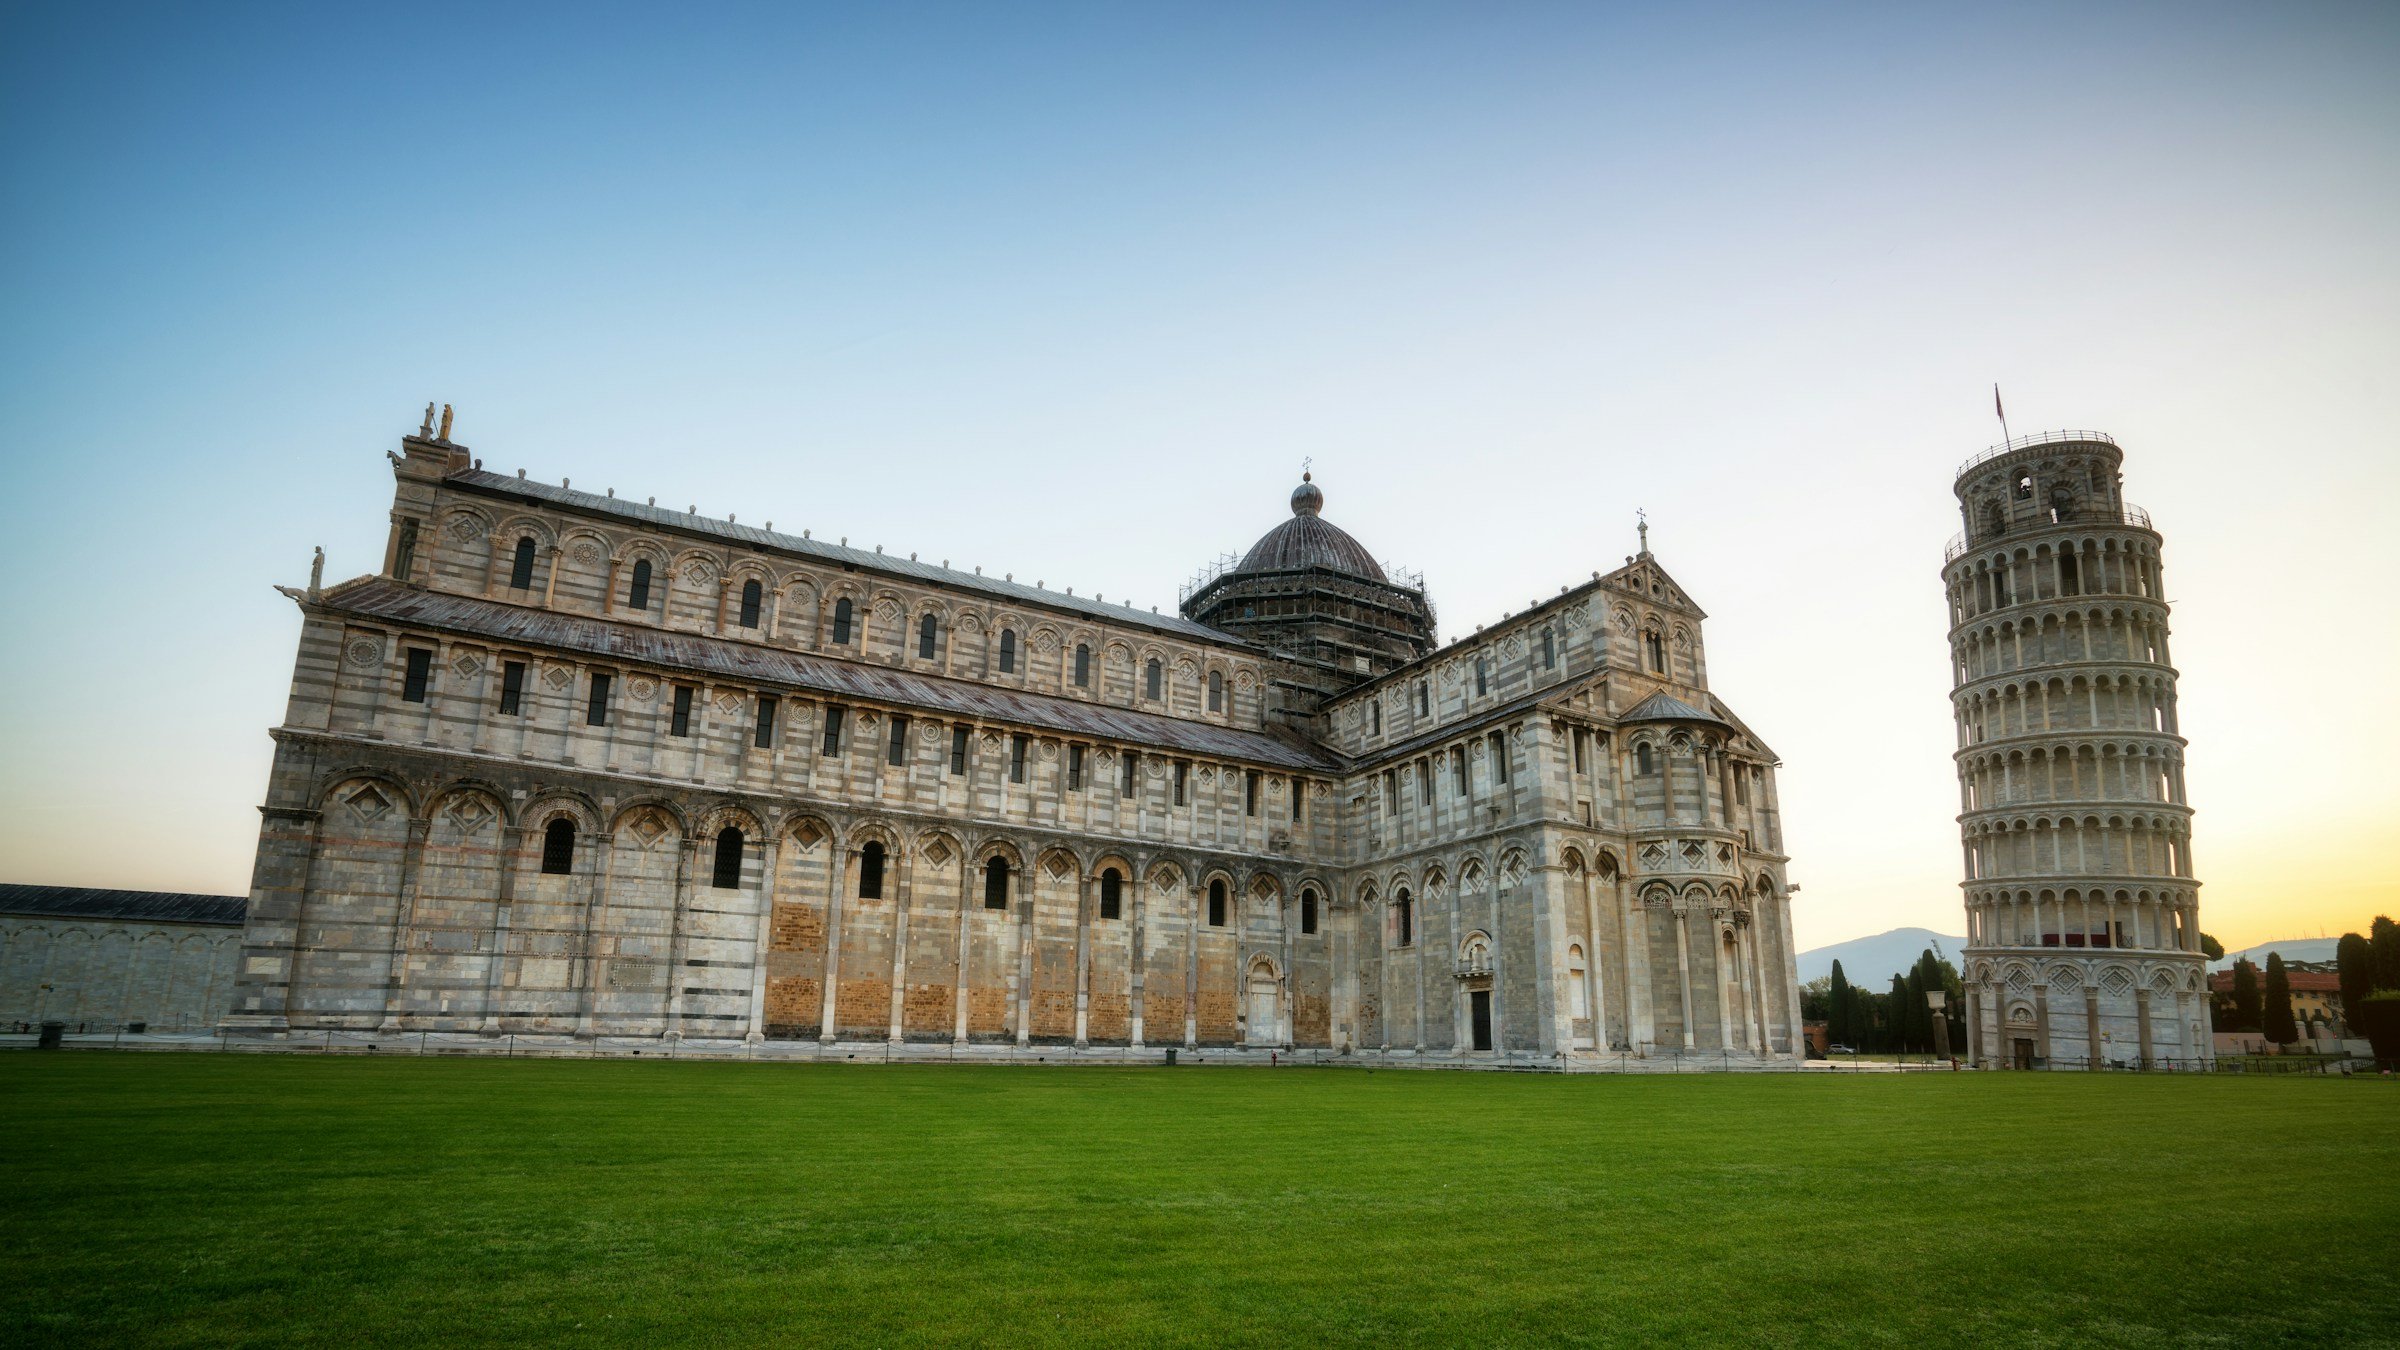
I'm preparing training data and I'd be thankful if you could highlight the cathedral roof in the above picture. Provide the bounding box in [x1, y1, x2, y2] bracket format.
[447, 468, 1251, 648]
[1619, 690, 1732, 728]
[1234, 475, 1386, 580]
[0, 884, 246, 927]
[313, 579, 1343, 773]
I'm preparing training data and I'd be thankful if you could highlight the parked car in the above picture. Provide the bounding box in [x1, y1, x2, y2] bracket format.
[1828, 1044, 1857, 1055]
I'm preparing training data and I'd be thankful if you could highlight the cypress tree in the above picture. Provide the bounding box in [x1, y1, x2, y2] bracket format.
[2263, 953, 2298, 1045]
[1828, 960, 1853, 1048]
[2231, 959, 2263, 1032]
[2373, 916, 2400, 992]
[1889, 975, 1911, 1053]
[2338, 932, 2373, 1033]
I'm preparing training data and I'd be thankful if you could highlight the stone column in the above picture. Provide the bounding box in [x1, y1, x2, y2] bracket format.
[1674, 906, 1696, 1050]
[887, 843, 914, 1045]
[477, 824, 526, 1034]
[1073, 871, 1092, 1049]
[223, 805, 323, 1031]
[2135, 988, 2153, 1066]
[1777, 894, 1803, 1052]
[1963, 983, 1982, 1067]
[1184, 875, 1199, 1049]
[1129, 866, 1148, 1049]
[1579, 865, 1605, 1050]
[1014, 862, 1034, 1049]
[663, 836, 698, 1039]
[743, 823, 784, 1044]
[951, 852, 973, 1047]
[2033, 988, 2051, 1063]
[1626, 890, 1654, 1051]
[574, 830, 614, 1038]
[818, 845, 852, 1045]
[376, 817, 433, 1033]
[2084, 991, 2102, 1070]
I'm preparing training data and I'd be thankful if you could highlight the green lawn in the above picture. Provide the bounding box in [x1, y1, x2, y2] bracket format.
[4, 1057, 2395, 1347]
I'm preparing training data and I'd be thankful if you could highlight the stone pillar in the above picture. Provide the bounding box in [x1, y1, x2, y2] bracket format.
[1674, 906, 1696, 1050]
[2033, 988, 2051, 1063]
[223, 805, 323, 1031]
[663, 836, 698, 1039]
[376, 817, 433, 1033]
[477, 825, 526, 1035]
[951, 851, 973, 1047]
[1579, 866, 1606, 1050]
[574, 830, 614, 1038]
[1963, 983, 1981, 1067]
[2084, 992, 2102, 1070]
[1184, 876, 1199, 1049]
[1129, 867, 1148, 1049]
[744, 823, 784, 1044]
[887, 844, 914, 1045]
[1014, 863, 1034, 1049]
[1073, 871, 1092, 1049]
[2136, 988, 2153, 1067]
[819, 846, 852, 1045]
[1627, 891, 1654, 1051]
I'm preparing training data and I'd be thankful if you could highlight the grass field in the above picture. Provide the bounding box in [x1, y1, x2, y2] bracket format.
[4, 1056, 2396, 1347]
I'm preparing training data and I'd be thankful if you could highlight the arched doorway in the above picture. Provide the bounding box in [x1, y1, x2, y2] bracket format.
[1245, 956, 1281, 1047]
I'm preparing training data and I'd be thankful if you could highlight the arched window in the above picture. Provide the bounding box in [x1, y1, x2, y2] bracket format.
[999, 629, 1017, 673]
[509, 537, 536, 590]
[918, 613, 938, 659]
[1301, 889, 1318, 934]
[1395, 888, 1413, 947]
[1073, 643, 1091, 687]
[831, 597, 854, 645]
[1208, 670, 1223, 712]
[1100, 868, 1123, 920]
[540, 818, 575, 875]
[1418, 682, 1429, 716]
[1207, 879, 1227, 927]
[738, 578, 762, 628]
[1637, 742, 1655, 775]
[1542, 629, 1556, 669]
[1371, 702, 1381, 735]
[1568, 943, 1589, 1019]
[1145, 658, 1162, 701]
[711, 827, 745, 889]
[1646, 631, 1665, 672]
[984, 856, 1009, 909]
[858, 841, 885, 899]
[1475, 657, 1488, 697]
[627, 559, 652, 611]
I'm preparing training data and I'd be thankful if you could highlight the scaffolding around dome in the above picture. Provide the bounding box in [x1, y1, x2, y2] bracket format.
[1180, 475, 1438, 703]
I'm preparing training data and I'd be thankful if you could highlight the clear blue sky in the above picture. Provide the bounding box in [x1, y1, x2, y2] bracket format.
[3, 2, 2394, 951]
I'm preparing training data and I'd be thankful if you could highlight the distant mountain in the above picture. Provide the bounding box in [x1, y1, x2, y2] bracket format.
[1797, 928, 1968, 986]
[2212, 937, 2341, 971]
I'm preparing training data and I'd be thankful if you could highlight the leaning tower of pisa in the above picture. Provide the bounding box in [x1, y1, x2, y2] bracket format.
[1943, 431, 2208, 1069]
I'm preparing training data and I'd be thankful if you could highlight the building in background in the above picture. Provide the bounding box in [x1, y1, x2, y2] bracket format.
[217, 414, 1803, 1063]
[0, 885, 246, 1032]
[1944, 432, 2209, 1068]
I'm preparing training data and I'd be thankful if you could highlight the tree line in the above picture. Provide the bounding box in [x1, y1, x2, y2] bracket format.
[2217, 916, 2400, 1062]
[1800, 948, 1967, 1055]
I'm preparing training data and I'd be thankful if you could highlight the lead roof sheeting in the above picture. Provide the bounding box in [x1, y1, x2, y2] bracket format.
[1618, 690, 1730, 727]
[0, 884, 247, 926]
[449, 469, 1249, 646]
[325, 579, 1343, 773]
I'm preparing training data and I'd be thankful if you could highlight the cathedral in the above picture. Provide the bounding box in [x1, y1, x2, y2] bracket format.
[222, 412, 1803, 1063]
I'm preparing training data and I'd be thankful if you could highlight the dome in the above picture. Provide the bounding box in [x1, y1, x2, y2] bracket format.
[1236, 474, 1385, 580]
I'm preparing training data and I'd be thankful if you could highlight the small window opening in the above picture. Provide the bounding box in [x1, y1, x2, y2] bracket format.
[401, 648, 433, 703]
[498, 660, 526, 715]
[858, 841, 885, 899]
[1300, 890, 1318, 935]
[1637, 742, 1655, 775]
[509, 537, 536, 590]
[918, 613, 938, 659]
[1542, 628, 1556, 669]
[1371, 702, 1381, 735]
[540, 818, 575, 875]
[1208, 670, 1223, 712]
[821, 705, 845, 755]
[753, 694, 778, 749]
[1100, 868, 1123, 921]
[1245, 770, 1260, 817]
[1173, 761, 1189, 806]
[1009, 734, 1028, 784]
[887, 714, 909, 766]
[712, 827, 745, 889]
[627, 559, 652, 611]
[1418, 682, 1429, 716]
[1475, 657, 1488, 697]
[1068, 744, 1085, 790]
[1074, 643, 1091, 688]
[950, 725, 970, 775]
[1145, 658, 1162, 701]
[1396, 890, 1413, 947]
[831, 597, 853, 645]
[983, 857, 1009, 909]
[585, 672, 611, 726]
[670, 684, 693, 737]
[1490, 731, 1509, 783]
[1207, 879, 1227, 928]
[738, 578, 762, 628]
[1120, 751, 1137, 797]
[998, 629, 1017, 674]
